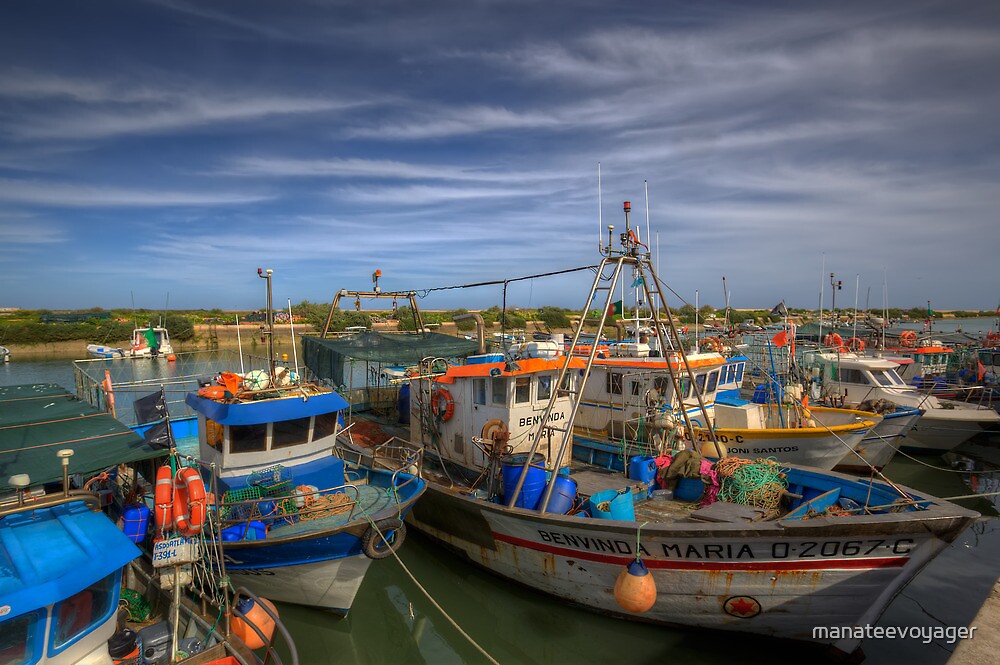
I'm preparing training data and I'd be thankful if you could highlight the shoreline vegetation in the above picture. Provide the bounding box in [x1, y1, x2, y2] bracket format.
[1, 304, 996, 361]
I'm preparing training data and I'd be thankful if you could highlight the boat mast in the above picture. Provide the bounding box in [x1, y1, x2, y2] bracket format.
[258, 268, 276, 381]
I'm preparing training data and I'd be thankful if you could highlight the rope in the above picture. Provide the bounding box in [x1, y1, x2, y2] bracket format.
[0, 393, 78, 404]
[716, 457, 787, 510]
[360, 514, 500, 665]
[414, 264, 598, 298]
[0, 411, 105, 430]
[0, 429, 137, 456]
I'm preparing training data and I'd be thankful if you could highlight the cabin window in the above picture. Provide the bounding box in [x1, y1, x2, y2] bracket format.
[272, 417, 312, 448]
[653, 377, 671, 395]
[314, 412, 340, 440]
[705, 370, 720, 394]
[230, 423, 268, 453]
[630, 381, 641, 396]
[473, 378, 487, 405]
[0, 611, 40, 665]
[491, 377, 507, 405]
[834, 368, 865, 384]
[734, 363, 745, 385]
[560, 372, 574, 393]
[51, 572, 117, 652]
[871, 370, 905, 387]
[695, 373, 706, 394]
[607, 372, 623, 395]
[514, 376, 531, 404]
[537, 375, 552, 401]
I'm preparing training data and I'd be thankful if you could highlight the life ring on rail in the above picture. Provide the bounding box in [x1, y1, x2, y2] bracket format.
[154, 465, 174, 530]
[702, 336, 724, 353]
[198, 385, 227, 400]
[173, 466, 207, 536]
[431, 388, 455, 422]
[823, 333, 845, 350]
[361, 518, 407, 560]
[900, 331, 918, 348]
[847, 337, 866, 352]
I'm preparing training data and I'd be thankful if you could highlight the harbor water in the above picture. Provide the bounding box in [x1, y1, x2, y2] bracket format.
[2, 354, 998, 664]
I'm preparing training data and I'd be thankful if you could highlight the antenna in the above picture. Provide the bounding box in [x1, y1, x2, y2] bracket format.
[597, 162, 603, 252]
[257, 268, 275, 381]
[288, 298, 300, 382]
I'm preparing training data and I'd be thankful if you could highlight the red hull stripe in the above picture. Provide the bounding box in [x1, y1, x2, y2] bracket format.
[492, 532, 909, 571]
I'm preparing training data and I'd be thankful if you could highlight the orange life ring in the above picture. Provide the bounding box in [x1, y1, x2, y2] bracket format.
[823, 333, 845, 350]
[702, 336, 723, 353]
[987, 331, 1000, 346]
[431, 388, 456, 422]
[173, 466, 207, 536]
[900, 331, 917, 348]
[154, 465, 174, 530]
[847, 337, 866, 352]
[198, 385, 228, 400]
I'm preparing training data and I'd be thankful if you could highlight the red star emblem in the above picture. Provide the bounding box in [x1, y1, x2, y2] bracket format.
[723, 596, 761, 618]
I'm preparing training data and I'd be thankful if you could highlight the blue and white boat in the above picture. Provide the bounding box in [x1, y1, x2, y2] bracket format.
[182, 269, 426, 613]
[0, 482, 141, 665]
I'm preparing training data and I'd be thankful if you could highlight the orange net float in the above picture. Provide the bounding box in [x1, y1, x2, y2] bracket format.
[900, 331, 918, 347]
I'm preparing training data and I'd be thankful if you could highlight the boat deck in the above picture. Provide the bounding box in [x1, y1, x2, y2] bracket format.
[268, 483, 401, 536]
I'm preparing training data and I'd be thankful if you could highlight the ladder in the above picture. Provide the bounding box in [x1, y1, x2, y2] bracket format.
[506, 202, 718, 511]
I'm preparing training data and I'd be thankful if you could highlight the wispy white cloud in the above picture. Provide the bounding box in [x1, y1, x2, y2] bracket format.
[0, 212, 66, 243]
[0, 178, 275, 207]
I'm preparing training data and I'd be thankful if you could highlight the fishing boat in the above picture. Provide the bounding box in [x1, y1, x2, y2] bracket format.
[340, 202, 979, 658]
[798, 350, 1000, 454]
[181, 268, 426, 612]
[571, 346, 882, 472]
[86, 324, 174, 359]
[0, 345, 9, 363]
[0, 436, 297, 665]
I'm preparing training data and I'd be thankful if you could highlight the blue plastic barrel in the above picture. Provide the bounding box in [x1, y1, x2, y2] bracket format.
[221, 520, 267, 541]
[628, 456, 657, 495]
[122, 503, 150, 544]
[675, 477, 705, 502]
[588, 489, 635, 520]
[398, 384, 410, 424]
[543, 475, 578, 514]
[501, 453, 546, 509]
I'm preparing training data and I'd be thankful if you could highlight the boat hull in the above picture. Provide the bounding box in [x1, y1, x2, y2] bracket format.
[834, 408, 921, 473]
[902, 404, 1000, 453]
[226, 550, 372, 613]
[407, 478, 974, 655]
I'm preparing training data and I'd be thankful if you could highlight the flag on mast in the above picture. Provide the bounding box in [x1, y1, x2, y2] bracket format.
[607, 300, 623, 316]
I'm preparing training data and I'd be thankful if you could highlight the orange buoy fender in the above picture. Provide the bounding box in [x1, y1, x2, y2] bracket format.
[197, 385, 227, 400]
[232, 597, 278, 649]
[900, 331, 917, 347]
[173, 466, 207, 537]
[614, 558, 657, 613]
[431, 388, 455, 422]
[154, 465, 173, 530]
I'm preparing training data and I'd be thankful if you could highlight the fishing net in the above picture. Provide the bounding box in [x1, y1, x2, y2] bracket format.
[715, 457, 788, 511]
[302, 332, 479, 385]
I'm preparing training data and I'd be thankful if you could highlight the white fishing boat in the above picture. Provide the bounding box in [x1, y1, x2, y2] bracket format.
[800, 350, 1000, 454]
[86, 324, 174, 359]
[338, 202, 978, 658]
[0, 345, 9, 362]
[573, 348, 882, 472]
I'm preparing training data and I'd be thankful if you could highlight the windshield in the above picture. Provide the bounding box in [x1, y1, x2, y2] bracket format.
[870, 369, 906, 387]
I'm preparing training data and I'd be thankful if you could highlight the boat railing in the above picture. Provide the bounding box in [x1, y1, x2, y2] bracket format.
[218, 481, 368, 527]
[336, 436, 424, 479]
[0, 489, 101, 517]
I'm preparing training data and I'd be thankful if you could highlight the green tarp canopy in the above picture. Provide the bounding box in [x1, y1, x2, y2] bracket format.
[302, 332, 481, 385]
[0, 383, 164, 491]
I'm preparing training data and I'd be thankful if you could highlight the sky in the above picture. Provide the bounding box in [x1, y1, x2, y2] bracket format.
[1, 0, 998, 314]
